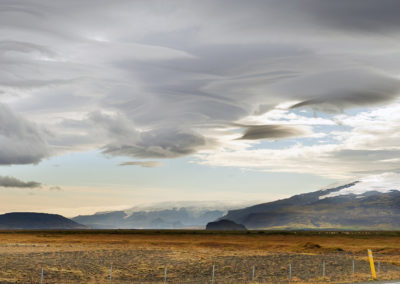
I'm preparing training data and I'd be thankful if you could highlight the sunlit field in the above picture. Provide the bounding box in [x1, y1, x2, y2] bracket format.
[0, 230, 399, 283]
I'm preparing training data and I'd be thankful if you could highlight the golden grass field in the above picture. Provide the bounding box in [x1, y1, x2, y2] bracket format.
[0, 230, 399, 283]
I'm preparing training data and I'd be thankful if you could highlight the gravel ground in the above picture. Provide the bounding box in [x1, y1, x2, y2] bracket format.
[0, 249, 399, 283]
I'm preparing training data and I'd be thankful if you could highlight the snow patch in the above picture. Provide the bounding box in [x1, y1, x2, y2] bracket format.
[320, 172, 400, 199]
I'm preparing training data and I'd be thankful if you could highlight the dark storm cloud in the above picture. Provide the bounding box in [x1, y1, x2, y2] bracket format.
[237, 124, 308, 140]
[0, 176, 41, 188]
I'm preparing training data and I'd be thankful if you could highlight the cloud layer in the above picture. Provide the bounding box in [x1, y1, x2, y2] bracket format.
[1, 1, 400, 179]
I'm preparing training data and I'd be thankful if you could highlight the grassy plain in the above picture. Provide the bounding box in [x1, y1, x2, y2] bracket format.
[0, 230, 399, 283]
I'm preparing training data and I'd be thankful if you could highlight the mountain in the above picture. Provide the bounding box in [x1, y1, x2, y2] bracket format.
[72, 201, 245, 229]
[72, 211, 127, 229]
[0, 212, 87, 229]
[221, 182, 400, 230]
[206, 219, 247, 231]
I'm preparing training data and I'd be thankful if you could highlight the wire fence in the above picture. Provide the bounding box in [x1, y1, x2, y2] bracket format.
[0, 249, 399, 283]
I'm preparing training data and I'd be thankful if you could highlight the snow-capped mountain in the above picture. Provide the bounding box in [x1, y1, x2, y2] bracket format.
[221, 173, 400, 230]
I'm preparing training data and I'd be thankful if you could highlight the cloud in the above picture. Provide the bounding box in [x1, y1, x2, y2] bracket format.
[83, 111, 217, 159]
[0, 176, 41, 188]
[236, 124, 309, 140]
[119, 161, 162, 168]
[286, 70, 400, 113]
[48, 186, 62, 191]
[197, 101, 400, 178]
[102, 128, 212, 159]
[0, 104, 49, 165]
[2, 0, 400, 175]
[299, 0, 400, 34]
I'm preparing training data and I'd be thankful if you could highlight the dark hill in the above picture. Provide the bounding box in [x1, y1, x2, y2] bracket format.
[206, 219, 247, 230]
[0, 212, 87, 229]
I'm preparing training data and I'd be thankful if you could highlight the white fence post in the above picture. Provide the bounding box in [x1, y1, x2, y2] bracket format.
[40, 267, 43, 284]
[289, 263, 292, 281]
[252, 265, 255, 281]
[110, 264, 112, 284]
[164, 265, 167, 283]
[322, 260, 325, 277]
[352, 259, 355, 275]
[211, 265, 215, 284]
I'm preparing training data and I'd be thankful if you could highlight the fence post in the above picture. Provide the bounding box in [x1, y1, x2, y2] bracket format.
[164, 265, 167, 284]
[352, 259, 355, 275]
[322, 260, 325, 277]
[110, 264, 112, 284]
[289, 263, 292, 281]
[212, 264, 215, 284]
[40, 267, 43, 284]
[367, 249, 377, 279]
[252, 265, 255, 281]
[378, 261, 380, 274]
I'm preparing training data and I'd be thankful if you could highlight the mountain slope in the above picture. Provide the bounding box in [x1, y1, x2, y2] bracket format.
[221, 183, 400, 230]
[223, 182, 357, 225]
[0, 212, 87, 229]
[73, 211, 127, 229]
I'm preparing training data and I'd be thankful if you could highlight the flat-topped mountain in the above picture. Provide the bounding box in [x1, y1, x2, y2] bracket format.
[0, 212, 87, 229]
[206, 219, 247, 231]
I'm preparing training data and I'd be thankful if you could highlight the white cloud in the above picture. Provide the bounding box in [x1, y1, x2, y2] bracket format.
[197, 101, 400, 179]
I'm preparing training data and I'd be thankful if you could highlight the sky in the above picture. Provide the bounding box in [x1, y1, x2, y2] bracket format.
[1, 0, 400, 216]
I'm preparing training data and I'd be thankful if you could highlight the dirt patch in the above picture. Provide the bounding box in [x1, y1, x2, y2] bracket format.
[303, 242, 321, 249]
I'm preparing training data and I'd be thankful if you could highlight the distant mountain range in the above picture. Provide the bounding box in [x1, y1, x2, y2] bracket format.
[0, 212, 87, 229]
[220, 182, 400, 230]
[2, 181, 399, 230]
[72, 201, 244, 229]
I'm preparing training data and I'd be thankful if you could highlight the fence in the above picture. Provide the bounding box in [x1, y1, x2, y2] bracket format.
[1, 249, 399, 283]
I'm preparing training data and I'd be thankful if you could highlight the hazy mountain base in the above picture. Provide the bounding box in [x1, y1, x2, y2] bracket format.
[73, 208, 225, 229]
[222, 183, 400, 230]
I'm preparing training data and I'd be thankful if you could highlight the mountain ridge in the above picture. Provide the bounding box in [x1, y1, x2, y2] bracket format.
[220, 182, 400, 230]
[73, 206, 227, 229]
